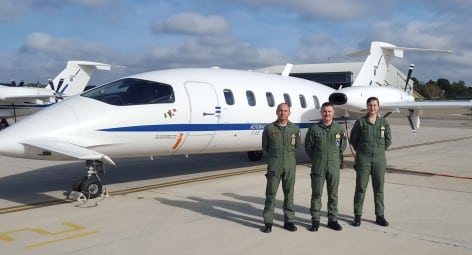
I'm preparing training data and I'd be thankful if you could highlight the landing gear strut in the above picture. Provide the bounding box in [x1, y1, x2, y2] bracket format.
[72, 160, 106, 199]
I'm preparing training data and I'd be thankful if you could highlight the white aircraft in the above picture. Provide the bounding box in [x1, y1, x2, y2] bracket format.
[0, 41, 470, 198]
[0, 61, 113, 127]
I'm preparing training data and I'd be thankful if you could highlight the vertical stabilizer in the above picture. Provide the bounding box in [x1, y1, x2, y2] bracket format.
[50, 61, 112, 96]
[352, 41, 397, 87]
[352, 41, 452, 87]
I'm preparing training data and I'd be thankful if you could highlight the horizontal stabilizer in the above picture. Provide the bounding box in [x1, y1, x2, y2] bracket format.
[382, 100, 472, 110]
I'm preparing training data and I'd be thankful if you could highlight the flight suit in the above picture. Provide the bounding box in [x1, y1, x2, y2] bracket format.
[262, 121, 300, 224]
[349, 116, 392, 217]
[305, 122, 347, 222]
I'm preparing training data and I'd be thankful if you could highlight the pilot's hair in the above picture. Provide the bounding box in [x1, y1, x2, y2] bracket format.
[321, 102, 334, 109]
[367, 96, 379, 105]
[276, 103, 290, 111]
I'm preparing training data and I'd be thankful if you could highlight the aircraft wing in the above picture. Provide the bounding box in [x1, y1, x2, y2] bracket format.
[21, 138, 116, 165]
[382, 100, 472, 110]
[380, 100, 471, 133]
[0, 95, 55, 104]
[0, 87, 55, 101]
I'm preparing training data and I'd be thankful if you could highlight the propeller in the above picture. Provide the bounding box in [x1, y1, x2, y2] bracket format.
[10, 79, 25, 87]
[48, 78, 65, 101]
[403, 64, 414, 92]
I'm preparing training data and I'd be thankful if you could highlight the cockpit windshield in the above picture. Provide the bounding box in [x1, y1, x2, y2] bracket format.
[81, 78, 175, 106]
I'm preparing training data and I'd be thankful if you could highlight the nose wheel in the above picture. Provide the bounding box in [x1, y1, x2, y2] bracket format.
[72, 160, 106, 199]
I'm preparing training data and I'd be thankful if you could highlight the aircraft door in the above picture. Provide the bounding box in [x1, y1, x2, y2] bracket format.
[177, 82, 219, 153]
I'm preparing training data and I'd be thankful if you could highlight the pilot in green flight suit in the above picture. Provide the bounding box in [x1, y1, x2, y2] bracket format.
[305, 102, 347, 231]
[261, 103, 300, 233]
[349, 97, 392, 227]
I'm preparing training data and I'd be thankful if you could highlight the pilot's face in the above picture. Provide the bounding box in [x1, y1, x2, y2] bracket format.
[276, 104, 290, 121]
[321, 105, 334, 123]
[367, 99, 379, 116]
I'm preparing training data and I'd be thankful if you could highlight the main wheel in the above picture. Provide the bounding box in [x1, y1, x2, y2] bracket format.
[247, 150, 263, 161]
[80, 176, 103, 199]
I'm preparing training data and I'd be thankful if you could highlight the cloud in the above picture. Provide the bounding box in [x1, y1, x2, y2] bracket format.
[142, 36, 285, 69]
[0, 1, 29, 19]
[71, 0, 110, 6]
[20, 32, 110, 59]
[151, 13, 229, 35]
[227, 0, 378, 21]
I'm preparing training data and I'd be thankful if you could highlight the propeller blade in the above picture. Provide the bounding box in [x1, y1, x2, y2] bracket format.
[404, 64, 414, 91]
[56, 78, 64, 93]
[48, 79, 55, 90]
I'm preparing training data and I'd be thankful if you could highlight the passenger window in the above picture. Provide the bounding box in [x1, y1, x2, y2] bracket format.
[283, 93, 291, 107]
[246, 90, 256, 106]
[313, 95, 320, 109]
[266, 92, 275, 107]
[299, 94, 307, 108]
[224, 89, 235, 105]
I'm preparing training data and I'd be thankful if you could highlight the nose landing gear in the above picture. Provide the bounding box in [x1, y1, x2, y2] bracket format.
[71, 160, 107, 199]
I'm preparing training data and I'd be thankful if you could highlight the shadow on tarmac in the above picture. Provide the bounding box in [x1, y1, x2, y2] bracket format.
[154, 191, 360, 232]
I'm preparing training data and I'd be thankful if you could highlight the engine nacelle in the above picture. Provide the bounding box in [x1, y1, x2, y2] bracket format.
[328, 92, 348, 105]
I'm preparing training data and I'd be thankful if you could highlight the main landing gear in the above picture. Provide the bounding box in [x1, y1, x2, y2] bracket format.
[72, 160, 106, 199]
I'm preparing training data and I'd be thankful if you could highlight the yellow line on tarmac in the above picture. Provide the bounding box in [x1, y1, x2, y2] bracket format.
[110, 167, 266, 196]
[0, 200, 70, 214]
[25, 231, 99, 249]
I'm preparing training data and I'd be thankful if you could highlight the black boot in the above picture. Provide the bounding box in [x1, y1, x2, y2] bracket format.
[352, 215, 361, 227]
[261, 223, 272, 233]
[376, 215, 389, 227]
[283, 222, 297, 232]
[309, 221, 319, 232]
[327, 220, 342, 231]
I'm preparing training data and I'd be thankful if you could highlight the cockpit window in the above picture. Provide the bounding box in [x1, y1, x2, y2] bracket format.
[81, 78, 175, 106]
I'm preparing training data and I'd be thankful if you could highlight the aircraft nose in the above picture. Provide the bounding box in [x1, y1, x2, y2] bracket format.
[0, 127, 29, 157]
[0, 100, 79, 159]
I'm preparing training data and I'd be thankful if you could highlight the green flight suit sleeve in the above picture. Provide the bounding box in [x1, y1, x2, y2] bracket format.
[384, 119, 392, 149]
[295, 127, 301, 149]
[304, 126, 314, 160]
[340, 126, 348, 153]
[349, 120, 360, 151]
[262, 126, 269, 153]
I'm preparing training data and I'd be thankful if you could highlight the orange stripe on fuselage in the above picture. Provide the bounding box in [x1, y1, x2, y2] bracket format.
[172, 133, 184, 150]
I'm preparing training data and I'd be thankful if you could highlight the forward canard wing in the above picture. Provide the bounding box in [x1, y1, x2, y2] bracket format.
[21, 138, 116, 165]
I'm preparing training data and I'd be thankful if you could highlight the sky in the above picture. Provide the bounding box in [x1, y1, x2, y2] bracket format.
[1, 0, 471, 86]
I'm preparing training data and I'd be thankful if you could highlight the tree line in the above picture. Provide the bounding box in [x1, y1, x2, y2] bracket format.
[412, 78, 472, 99]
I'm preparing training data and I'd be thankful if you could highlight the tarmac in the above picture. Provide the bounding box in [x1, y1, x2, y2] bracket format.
[0, 114, 471, 255]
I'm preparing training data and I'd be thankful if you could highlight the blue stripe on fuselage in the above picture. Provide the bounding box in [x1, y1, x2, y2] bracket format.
[0, 103, 53, 109]
[99, 122, 314, 132]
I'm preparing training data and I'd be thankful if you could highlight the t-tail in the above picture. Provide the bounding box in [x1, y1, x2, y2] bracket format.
[351, 41, 452, 88]
[48, 61, 113, 97]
